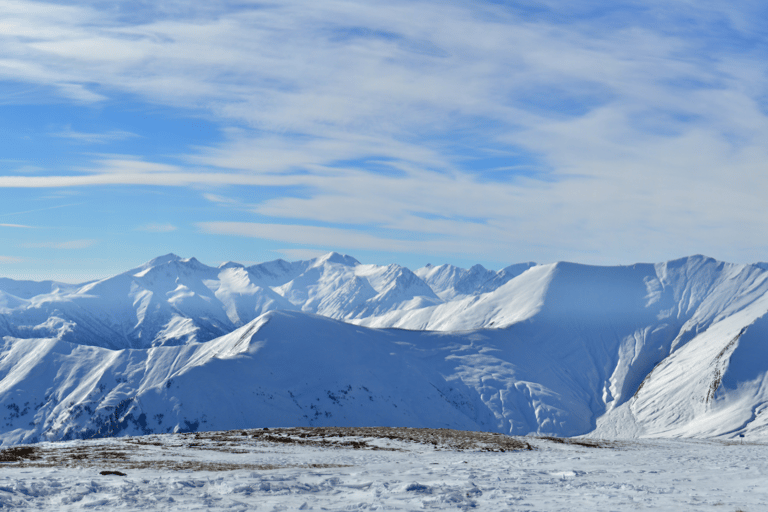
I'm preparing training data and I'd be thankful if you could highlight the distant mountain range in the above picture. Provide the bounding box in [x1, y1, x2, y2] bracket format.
[0, 252, 538, 348]
[1, 253, 767, 444]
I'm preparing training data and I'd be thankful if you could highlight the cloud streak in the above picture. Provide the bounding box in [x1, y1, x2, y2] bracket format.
[137, 223, 177, 233]
[0, 223, 35, 228]
[51, 127, 139, 144]
[22, 239, 98, 250]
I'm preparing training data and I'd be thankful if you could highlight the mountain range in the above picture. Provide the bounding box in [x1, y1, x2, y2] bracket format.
[1, 252, 767, 445]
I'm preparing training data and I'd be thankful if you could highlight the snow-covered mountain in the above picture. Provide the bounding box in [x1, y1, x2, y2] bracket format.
[2, 253, 768, 444]
[415, 261, 536, 300]
[0, 252, 448, 349]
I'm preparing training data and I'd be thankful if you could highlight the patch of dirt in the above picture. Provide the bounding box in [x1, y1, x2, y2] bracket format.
[537, 436, 619, 448]
[0, 446, 39, 462]
[44, 447, 128, 466]
[126, 439, 164, 447]
[0, 426, 535, 472]
[250, 426, 533, 452]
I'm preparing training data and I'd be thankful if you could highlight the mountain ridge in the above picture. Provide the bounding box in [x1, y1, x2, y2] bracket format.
[0, 251, 544, 348]
[1, 253, 768, 444]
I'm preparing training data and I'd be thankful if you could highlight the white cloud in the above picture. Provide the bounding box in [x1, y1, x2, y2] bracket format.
[203, 193, 241, 206]
[5, 1, 756, 146]
[52, 127, 139, 144]
[0, 202, 84, 217]
[0, 171, 297, 187]
[136, 223, 177, 233]
[23, 239, 98, 249]
[54, 239, 98, 250]
[0, 256, 23, 263]
[0, 223, 35, 228]
[1, 1, 767, 264]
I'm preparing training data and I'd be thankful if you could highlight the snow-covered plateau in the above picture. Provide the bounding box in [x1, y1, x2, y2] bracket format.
[0, 427, 765, 511]
[1, 252, 768, 444]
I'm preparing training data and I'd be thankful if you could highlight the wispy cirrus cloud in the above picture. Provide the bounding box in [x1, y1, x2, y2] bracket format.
[203, 194, 241, 206]
[1, 1, 768, 267]
[51, 127, 139, 144]
[4, 1, 762, 166]
[0, 203, 84, 217]
[136, 223, 177, 233]
[22, 239, 98, 250]
[0, 223, 35, 228]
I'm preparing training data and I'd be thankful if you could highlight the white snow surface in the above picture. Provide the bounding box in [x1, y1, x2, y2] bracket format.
[2, 253, 768, 442]
[0, 430, 765, 511]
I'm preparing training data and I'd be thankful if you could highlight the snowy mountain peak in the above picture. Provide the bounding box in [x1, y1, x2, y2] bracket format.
[311, 252, 360, 267]
[218, 261, 245, 269]
[130, 253, 202, 278]
[498, 261, 537, 276]
[180, 256, 207, 268]
[469, 263, 487, 273]
[415, 261, 531, 300]
[147, 253, 184, 266]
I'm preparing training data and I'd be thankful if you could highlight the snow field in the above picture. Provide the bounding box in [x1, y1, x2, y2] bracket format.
[0, 429, 765, 511]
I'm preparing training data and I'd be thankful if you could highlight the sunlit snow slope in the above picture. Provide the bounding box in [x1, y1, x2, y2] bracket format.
[1, 253, 768, 443]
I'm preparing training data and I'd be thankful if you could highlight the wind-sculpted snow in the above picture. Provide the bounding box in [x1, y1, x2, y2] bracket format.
[2, 253, 768, 442]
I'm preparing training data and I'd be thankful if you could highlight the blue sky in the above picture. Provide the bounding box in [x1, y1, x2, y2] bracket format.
[1, 0, 768, 281]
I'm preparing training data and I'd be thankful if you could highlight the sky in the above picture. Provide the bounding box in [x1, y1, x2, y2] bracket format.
[1, 0, 767, 282]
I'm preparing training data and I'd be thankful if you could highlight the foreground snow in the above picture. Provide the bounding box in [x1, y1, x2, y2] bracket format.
[0, 427, 764, 511]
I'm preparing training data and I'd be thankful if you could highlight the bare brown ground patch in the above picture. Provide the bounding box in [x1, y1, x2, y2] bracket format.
[0, 426, 534, 473]
[250, 426, 533, 452]
[0, 446, 40, 462]
[0, 440, 351, 473]
[536, 436, 622, 448]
